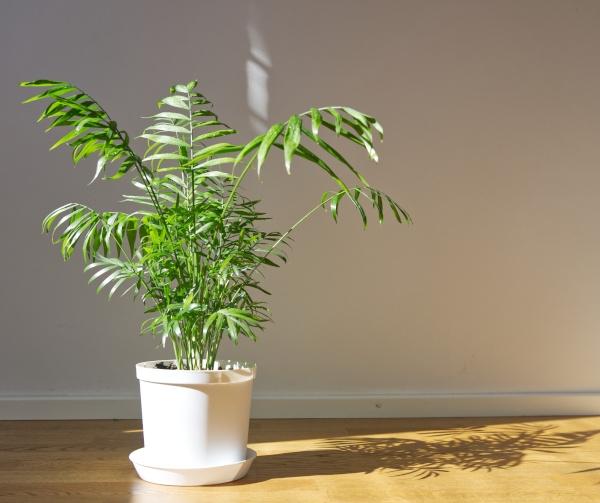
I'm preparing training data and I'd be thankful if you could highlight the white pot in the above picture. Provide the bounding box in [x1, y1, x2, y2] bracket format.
[134, 360, 255, 475]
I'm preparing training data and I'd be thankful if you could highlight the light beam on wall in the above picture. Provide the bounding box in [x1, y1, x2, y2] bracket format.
[246, 20, 271, 133]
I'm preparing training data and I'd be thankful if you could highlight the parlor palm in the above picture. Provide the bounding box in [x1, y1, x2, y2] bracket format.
[21, 79, 410, 370]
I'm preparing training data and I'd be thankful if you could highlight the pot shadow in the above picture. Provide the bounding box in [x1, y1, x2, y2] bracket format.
[235, 423, 600, 483]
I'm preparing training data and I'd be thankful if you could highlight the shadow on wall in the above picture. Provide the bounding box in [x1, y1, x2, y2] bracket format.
[236, 423, 600, 483]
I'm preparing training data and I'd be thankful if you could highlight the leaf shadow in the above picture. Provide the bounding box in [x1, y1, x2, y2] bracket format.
[235, 423, 600, 483]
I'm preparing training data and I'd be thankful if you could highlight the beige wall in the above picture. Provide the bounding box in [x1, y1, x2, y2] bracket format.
[2, 0, 600, 411]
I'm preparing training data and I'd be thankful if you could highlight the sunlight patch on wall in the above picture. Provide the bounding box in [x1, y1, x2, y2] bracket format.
[246, 21, 271, 133]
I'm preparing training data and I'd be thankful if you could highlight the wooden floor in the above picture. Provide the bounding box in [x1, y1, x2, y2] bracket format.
[1, 417, 600, 502]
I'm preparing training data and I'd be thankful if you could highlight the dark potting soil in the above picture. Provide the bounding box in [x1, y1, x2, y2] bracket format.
[154, 361, 223, 370]
[154, 361, 178, 370]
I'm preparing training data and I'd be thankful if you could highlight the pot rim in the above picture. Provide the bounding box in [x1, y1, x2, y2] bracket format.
[136, 359, 256, 385]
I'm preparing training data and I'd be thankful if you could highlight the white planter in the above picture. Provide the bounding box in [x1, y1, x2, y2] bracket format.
[130, 359, 256, 485]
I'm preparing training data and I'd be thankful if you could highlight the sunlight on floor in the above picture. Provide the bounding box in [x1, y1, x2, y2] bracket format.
[122, 417, 600, 503]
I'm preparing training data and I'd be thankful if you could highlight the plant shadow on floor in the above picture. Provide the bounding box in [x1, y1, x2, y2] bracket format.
[235, 423, 600, 483]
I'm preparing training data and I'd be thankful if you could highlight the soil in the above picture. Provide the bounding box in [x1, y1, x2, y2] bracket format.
[154, 361, 178, 370]
[154, 361, 224, 370]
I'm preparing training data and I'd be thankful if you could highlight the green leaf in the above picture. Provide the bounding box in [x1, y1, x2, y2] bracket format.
[143, 152, 187, 163]
[146, 111, 189, 121]
[87, 266, 113, 284]
[190, 120, 222, 129]
[373, 189, 384, 223]
[22, 86, 76, 104]
[369, 117, 384, 141]
[349, 188, 368, 228]
[189, 157, 236, 170]
[198, 170, 234, 179]
[234, 134, 264, 165]
[81, 226, 98, 261]
[108, 277, 128, 299]
[310, 108, 322, 135]
[183, 290, 195, 310]
[320, 119, 379, 162]
[159, 95, 189, 110]
[191, 110, 217, 119]
[20, 79, 65, 87]
[173, 84, 189, 93]
[257, 123, 284, 175]
[385, 194, 412, 223]
[84, 261, 105, 272]
[327, 108, 343, 134]
[192, 129, 237, 143]
[283, 115, 302, 175]
[145, 124, 191, 134]
[330, 191, 344, 222]
[90, 155, 107, 184]
[53, 96, 101, 117]
[96, 269, 121, 294]
[342, 107, 370, 128]
[345, 107, 384, 141]
[37, 101, 67, 122]
[139, 134, 190, 148]
[51, 209, 84, 242]
[73, 140, 100, 163]
[321, 190, 333, 209]
[108, 157, 135, 180]
[75, 117, 104, 132]
[42, 203, 77, 233]
[226, 316, 239, 344]
[50, 128, 85, 150]
[301, 127, 370, 187]
[291, 144, 350, 194]
[190, 143, 242, 166]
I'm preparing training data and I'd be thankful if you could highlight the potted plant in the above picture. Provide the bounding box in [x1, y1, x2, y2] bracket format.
[21, 79, 410, 485]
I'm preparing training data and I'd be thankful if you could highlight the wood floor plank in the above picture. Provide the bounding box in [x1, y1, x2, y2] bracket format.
[1, 417, 600, 502]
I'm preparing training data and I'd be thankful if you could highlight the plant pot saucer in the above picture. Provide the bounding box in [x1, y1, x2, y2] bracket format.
[129, 448, 257, 486]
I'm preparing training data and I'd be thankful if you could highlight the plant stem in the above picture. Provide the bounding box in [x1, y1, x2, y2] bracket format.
[221, 152, 258, 216]
[248, 190, 345, 278]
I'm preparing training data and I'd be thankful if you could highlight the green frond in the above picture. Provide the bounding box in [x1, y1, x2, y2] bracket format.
[21, 80, 141, 183]
[42, 203, 145, 262]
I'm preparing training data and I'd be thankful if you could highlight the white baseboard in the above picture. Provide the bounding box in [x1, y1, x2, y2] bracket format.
[2, 392, 600, 420]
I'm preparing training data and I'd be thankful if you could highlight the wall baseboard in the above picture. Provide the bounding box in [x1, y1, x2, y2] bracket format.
[2, 392, 600, 420]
